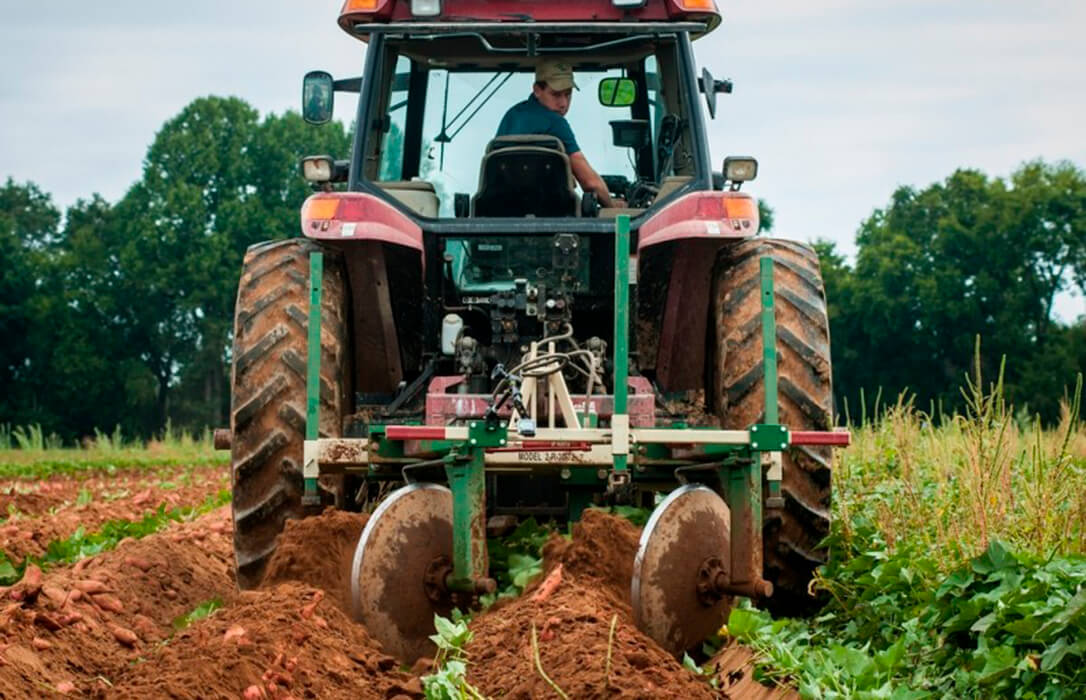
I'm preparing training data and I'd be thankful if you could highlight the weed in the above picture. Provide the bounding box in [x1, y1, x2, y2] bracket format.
[423, 611, 487, 700]
[172, 597, 224, 630]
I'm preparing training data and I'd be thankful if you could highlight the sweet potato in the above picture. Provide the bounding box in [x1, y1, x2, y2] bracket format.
[223, 624, 247, 644]
[531, 564, 564, 603]
[91, 593, 124, 613]
[111, 625, 139, 647]
[73, 579, 110, 595]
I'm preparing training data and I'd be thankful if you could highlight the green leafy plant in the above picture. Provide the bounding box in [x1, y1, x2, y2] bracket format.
[602, 504, 651, 527]
[722, 359, 1086, 698]
[423, 611, 486, 700]
[172, 597, 224, 630]
[682, 652, 720, 689]
[484, 517, 554, 604]
[729, 541, 1086, 697]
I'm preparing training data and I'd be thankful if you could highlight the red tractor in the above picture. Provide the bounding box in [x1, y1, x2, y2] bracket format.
[226, 0, 846, 661]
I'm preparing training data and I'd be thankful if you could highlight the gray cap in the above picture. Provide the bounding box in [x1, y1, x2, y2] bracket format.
[535, 60, 578, 91]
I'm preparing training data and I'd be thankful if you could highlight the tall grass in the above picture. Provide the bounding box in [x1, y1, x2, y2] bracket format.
[729, 352, 1086, 696]
[835, 353, 1085, 570]
[0, 421, 225, 477]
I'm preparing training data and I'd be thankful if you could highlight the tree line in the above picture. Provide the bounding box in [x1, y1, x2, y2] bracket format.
[1, 97, 350, 440]
[1, 96, 1083, 440]
[816, 161, 1085, 423]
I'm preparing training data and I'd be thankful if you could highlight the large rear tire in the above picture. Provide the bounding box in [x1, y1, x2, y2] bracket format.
[711, 238, 833, 617]
[230, 238, 349, 589]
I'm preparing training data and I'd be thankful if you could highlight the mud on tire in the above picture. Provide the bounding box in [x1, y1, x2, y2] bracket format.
[711, 237, 833, 617]
[230, 238, 349, 589]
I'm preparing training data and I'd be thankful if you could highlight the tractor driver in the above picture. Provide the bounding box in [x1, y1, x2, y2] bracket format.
[497, 61, 625, 209]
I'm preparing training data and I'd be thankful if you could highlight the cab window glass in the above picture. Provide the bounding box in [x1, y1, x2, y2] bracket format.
[417, 68, 632, 217]
[378, 55, 411, 181]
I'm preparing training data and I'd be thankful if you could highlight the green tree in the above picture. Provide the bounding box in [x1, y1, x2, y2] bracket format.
[0, 179, 60, 427]
[118, 98, 353, 432]
[818, 160, 1086, 423]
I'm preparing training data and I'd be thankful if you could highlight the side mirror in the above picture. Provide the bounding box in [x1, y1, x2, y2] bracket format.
[722, 156, 758, 190]
[698, 68, 733, 120]
[598, 77, 637, 107]
[302, 71, 334, 125]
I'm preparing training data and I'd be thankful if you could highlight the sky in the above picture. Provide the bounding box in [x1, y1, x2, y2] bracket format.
[2, 1, 1083, 319]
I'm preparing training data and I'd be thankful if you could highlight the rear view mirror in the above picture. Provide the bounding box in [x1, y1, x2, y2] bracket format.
[598, 77, 637, 107]
[609, 120, 650, 149]
[698, 68, 733, 120]
[302, 71, 334, 125]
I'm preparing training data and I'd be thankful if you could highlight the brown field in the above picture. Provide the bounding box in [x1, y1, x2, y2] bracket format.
[0, 463, 789, 699]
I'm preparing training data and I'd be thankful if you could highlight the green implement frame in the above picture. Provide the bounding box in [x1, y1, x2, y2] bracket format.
[301, 217, 839, 601]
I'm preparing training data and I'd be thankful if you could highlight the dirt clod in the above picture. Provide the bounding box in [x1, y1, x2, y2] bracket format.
[262, 507, 367, 613]
[468, 511, 718, 699]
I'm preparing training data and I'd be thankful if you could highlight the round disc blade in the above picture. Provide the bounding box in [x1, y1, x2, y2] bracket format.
[351, 483, 453, 663]
[631, 484, 732, 656]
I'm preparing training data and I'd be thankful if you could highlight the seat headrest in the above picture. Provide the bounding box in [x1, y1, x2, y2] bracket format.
[486, 134, 567, 154]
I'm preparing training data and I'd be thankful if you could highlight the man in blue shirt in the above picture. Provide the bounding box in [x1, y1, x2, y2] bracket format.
[497, 61, 623, 209]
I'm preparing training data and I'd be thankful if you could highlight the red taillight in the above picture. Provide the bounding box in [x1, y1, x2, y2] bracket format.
[695, 196, 724, 219]
[675, 0, 716, 9]
[301, 194, 373, 226]
[693, 193, 759, 232]
[299, 192, 425, 248]
[342, 0, 382, 11]
[334, 197, 369, 220]
[300, 194, 372, 226]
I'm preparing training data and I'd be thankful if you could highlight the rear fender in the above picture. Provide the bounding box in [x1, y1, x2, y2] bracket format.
[301, 192, 425, 394]
[635, 191, 758, 392]
[637, 190, 758, 250]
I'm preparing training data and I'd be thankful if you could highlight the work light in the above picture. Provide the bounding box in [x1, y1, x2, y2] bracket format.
[411, 0, 442, 16]
[723, 156, 758, 184]
[302, 156, 334, 183]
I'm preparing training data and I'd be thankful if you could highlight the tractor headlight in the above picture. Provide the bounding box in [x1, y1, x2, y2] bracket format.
[301, 156, 334, 183]
[612, 0, 647, 8]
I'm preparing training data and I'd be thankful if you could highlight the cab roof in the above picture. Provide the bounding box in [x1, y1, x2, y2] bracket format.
[337, 0, 722, 39]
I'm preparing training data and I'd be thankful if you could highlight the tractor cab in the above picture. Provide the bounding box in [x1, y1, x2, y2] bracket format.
[300, 0, 738, 223]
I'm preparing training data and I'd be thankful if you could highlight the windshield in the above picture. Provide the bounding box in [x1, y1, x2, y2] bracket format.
[370, 39, 680, 219]
[417, 70, 638, 217]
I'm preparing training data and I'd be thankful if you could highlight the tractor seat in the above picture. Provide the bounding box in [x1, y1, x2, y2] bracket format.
[471, 135, 579, 218]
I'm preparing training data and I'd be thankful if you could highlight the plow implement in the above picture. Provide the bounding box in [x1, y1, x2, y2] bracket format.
[296, 217, 848, 659]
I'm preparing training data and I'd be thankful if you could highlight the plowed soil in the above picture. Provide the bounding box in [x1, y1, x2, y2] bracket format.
[0, 465, 228, 562]
[0, 463, 794, 699]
